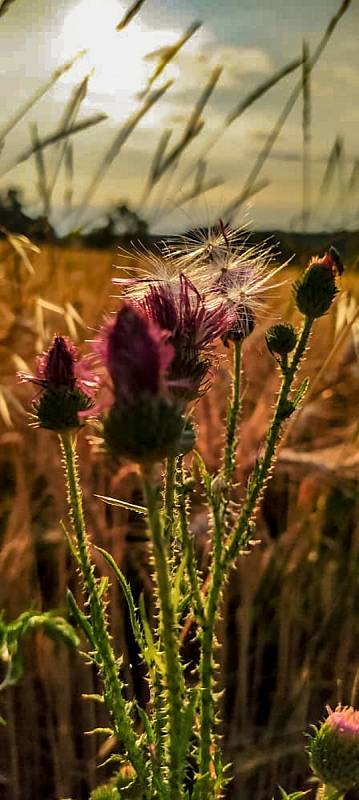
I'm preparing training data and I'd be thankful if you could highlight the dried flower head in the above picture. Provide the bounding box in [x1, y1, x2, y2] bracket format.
[18, 335, 97, 431]
[308, 705, 359, 792]
[221, 304, 256, 347]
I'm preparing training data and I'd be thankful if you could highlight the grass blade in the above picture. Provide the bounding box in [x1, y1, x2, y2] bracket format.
[64, 142, 74, 210]
[223, 178, 270, 219]
[47, 73, 91, 199]
[224, 56, 303, 127]
[1, 114, 107, 177]
[142, 21, 201, 96]
[152, 66, 222, 187]
[0, 0, 17, 18]
[30, 123, 50, 216]
[232, 0, 352, 214]
[0, 50, 86, 144]
[301, 41, 311, 230]
[116, 0, 147, 30]
[76, 81, 173, 218]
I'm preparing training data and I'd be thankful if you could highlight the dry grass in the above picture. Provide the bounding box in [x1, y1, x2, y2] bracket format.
[0, 242, 358, 800]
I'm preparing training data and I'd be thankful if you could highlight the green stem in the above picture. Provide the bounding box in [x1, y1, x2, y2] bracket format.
[198, 495, 222, 799]
[163, 455, 176, 541]
[223, 340, 242, 488]
[176, 459, 204, 625]
[142, 469, 185, 800]
[223, 316, 313, 572]
[60, 432, 147, 790]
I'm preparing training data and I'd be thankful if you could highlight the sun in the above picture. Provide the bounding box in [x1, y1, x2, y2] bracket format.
[59, 0, 180, 120]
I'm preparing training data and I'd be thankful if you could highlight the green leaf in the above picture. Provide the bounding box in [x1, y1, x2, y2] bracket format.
[138, 595, 165, 674]
[95, 494, 147, 515]
[0, 609, 79, 691]
[193, 450, 212, 496]
[275, 788, 310, 800]
[94, 546, 149, 664]
[292, 377, 310, 409]
[97, 576, 109, 600]
[172, 554, 187, 614]
[84, 727, 114, 737]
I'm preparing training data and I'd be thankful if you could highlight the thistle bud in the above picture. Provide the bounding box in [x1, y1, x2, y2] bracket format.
[308, 705, 359, 792]
[294, 251, 342, 319]
[19, 336, 97, 432]
[97, 305, 195, 462]
[265, 323, 297, 359]
[221, 304, 256, 347]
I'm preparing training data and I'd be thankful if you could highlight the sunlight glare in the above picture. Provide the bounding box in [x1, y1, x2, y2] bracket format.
[59, 0, 180, 120]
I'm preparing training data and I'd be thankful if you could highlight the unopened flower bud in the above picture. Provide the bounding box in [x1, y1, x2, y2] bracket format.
[294, 251, 342, 319]
[221, 304, 256, 347]
[265, 323, 297, 359]
[19, 335, 97, 432]
[308, 705, 359, 792]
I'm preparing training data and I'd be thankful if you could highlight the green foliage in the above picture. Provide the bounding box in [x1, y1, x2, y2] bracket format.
[0, 609, 79, 691]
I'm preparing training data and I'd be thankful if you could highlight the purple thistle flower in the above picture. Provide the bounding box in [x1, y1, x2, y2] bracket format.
[327, 706, 359, 738]
[138, 274, 235, 400]
[96, 303, 174, 404]
[95, 304, 194, 462]
[18, 335, 98, 431]
[309, 705, 359, 792]
[19, 335, 98, 398]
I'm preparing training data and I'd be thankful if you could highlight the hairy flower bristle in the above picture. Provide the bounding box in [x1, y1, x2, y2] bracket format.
[138, 273, 235, 400]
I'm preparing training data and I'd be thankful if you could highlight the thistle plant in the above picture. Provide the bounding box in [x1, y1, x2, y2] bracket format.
[19, 234, 343, 800]
[308, 705, 359, 800]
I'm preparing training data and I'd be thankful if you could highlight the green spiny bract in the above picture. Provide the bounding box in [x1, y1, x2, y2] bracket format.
[33, 386, 93, 431]
[103, 396, 195, 462]
[293, 252, 341, 319]
[308, 707, 359, 792]
[265, 323, 297, 359]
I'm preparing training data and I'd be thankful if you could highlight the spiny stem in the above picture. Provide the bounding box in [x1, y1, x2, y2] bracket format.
[223, 316, 313, 572]
[163, 455, 176, 541]
[176, 459, 204, 625]
[60, 432, 148, 790]
[142, 468, 185, 800]
[223, 340, 242, 488]
[198, 493, 222, 799]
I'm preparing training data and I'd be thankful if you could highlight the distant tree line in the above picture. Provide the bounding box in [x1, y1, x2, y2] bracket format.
[0, 186, 357, 266]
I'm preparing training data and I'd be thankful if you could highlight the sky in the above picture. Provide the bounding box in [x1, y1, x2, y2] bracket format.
[0, 0, 358, 234]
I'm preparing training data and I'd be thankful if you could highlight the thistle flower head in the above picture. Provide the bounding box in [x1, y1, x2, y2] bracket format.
[294, 249, 343, 319]
[94, 304, 194, 462]
[138, 273, 235, 400]
[98, 303, 173, 403]
[18, 335, 97, 431]
[308, 705, 359, 792]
